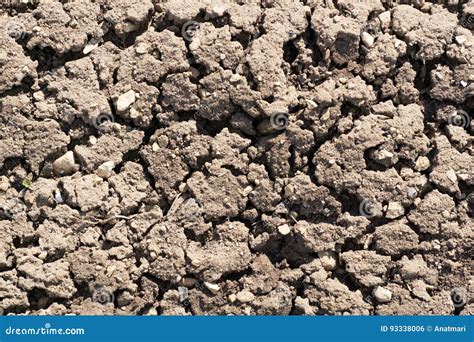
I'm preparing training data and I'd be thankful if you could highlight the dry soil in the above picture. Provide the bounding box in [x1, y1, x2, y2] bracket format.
[0, 0, 473, 316]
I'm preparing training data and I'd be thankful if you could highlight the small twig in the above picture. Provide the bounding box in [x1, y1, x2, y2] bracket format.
[166, 193, 183, 217]
[74, 213, 139, 225]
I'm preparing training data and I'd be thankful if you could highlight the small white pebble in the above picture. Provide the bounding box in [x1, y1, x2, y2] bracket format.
[236, 290, 255, 303]
[116, 90, 136, 112]
[242, 186, 253, 196]
[204, 282, 220, 294]
[212, 5, 228, 16]
[306, 99, 318, 108]
[179, 277, 198, 287]
[83, 39, 99, 55]
[278, 224, 291, 236]
[54, 189, 63, 203]
[379, 150, 394, 159]
[135, 43, 149, 54]
[378, 11, 391, 26]
[361, 32, 375, 47]
[189, 38, 201, 51]
[130, 107, 140, 119]
[53, 151, 76, 175]
[96, 161, 115, 179]
[407, 187, 417, 199]
[33, 91, 44, 101]
[146, 308, 158, 315]
[373, 286, 392, 303]
[229, 74, 241, 83]
[446, 169, 457, 183]
[318, 250, 338, 270]
[178, 183, 187, 193]
[415, 156, 430, 171]
[38, 251, 48, 260]
[455, 35, 466, 45]
[385, 202, 404, 219]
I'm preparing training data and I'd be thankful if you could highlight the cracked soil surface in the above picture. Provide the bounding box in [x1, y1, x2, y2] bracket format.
[0, 0, 473, 315]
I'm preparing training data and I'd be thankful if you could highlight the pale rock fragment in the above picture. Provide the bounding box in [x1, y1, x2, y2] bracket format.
[135, 43, 149, 54]
[455, 35, 466, 45]
[96, 161, 115, 179]
[415, 156, 430, 171]
[361, 32, 375, 47]
[373, 286, 392, 303]
[83, 39, 99, 54]
[278, 224, 291, 236]
[378, 11, 391, 28]
[236, 290, 255, 303]
[317, 250, 338, 271]
[385, 202, 405, 219]
[53, 151, 76, 175]
[179, 277, 198, 287]
[203, 282, 220, 294]
[116, 90, 136, 112]
[446, 169, 457, 183]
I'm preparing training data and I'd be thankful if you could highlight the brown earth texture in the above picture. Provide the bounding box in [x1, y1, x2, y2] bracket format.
[0, 0, 473, 316]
